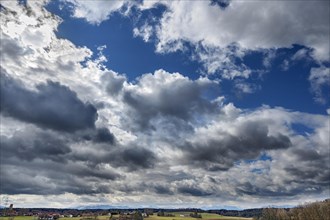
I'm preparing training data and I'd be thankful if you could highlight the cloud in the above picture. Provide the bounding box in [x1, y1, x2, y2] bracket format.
[0, 73, 98, 132]
[137, 0, 329, 62]
[60, 0, 329, 103]
[234, 81, 260, 95]
[122, 69, 220, 130]
[0, 0, 329, 208]
[93, 128, 116, 144]
[309, 66, 330, 104]
[63, 0, 329, 74]
[209, 0, 231, 9]
[110, 147, 157, 171]
[101, 71, 126, 96]
[178, 186, 212, 197]
[0, 164, 117, 195]
[63, 0, 130, 25]
[153, 185, 174, 195]
[0, 130, 71, 163]
[280, 48, 314, 71]
[182, 119, 291, 171]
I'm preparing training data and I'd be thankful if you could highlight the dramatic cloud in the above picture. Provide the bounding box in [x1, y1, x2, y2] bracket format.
[0, 124, 121, 195]
[0, 74, 97, 132]
[1, 130, 71, 163]
[136, 0, 329, 62]
[110, 147, 157, 171]
[101, 70, 126, 96]
[121, 69, 219, 130]
[178, 186, 212, 197]
[0, 162, 118, 195]
[183, 121, 291, 171]
[63, 0, 329, 102]
[0, 0, 329, 209]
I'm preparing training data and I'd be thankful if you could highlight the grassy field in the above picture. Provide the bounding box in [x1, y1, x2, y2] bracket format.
[0, 217, 36, 220]
[0, 213, 252, 220]
[0, 216, 37, 220]
[147, 213, 252, 220]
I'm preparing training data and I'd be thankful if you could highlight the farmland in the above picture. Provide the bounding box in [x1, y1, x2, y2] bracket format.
[147, 213, 252, 220]
[0, 213, 252, 220]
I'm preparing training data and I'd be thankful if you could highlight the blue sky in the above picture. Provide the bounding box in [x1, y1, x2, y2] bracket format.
[0, 0, 329, 209]
[46, 1, 328, 114]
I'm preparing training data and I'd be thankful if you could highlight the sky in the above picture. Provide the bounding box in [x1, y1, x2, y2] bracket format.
[0, 0, 329, 209]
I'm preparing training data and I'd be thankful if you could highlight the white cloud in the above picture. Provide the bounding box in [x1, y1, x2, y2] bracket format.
[63, 0, 129, 25]
[133, 24, 154, 42]
[309, 66, 330, 104]
[1, 0, 329, 209]
[281, 48, 313, 71]
[60, 0, 329, 98]
[234, 81, 260, 94]
[138, 0, 329, 61]
[133, 0, 330, 93]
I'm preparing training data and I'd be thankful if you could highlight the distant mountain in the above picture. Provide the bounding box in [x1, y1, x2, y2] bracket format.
[75, 205, 130, 210]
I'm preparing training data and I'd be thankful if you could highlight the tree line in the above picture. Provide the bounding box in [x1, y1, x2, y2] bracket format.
[254, 199, 330, 220]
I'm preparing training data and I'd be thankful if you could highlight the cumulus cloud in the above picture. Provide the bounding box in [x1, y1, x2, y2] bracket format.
[63, 0, 130, 25]
[121, 69, 220, 130]
[132, 0, 330, 99]
[178, 186, 212, 197]
[183, 120, 291, 171]
[0, 0, 329, 209]
[109, 147, 157, 171]
[309, 66, 330, 104]
[0, 122, 121, 195]
[1, 130, 71, 163]
[234, 81, 260, 95]
[0, 73, 98, 132]
[62, 0, 329, 100]
[101, 70, 126, 96]
[136, 0, 329, 61]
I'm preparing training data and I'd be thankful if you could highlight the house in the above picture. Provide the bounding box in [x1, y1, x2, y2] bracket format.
[38, 214, 59, 220]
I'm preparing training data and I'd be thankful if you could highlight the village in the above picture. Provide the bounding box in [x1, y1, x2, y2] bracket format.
[0, 205, 206, 220]
[1, 205, 151, 220]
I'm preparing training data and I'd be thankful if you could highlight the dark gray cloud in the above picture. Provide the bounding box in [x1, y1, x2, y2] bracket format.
[122, 72, 219, 131]
[123, 87, 215, 121]
[183, 121, 292, 171]
[81, 127, 116, 145]
[0, 131, 71, 163]
[291, 148, 323, 161]
[153, 185, 174, 195]
[0, 122, 120, 195]
[178, 186, 212, 197]
[0, 141, 121, 195]
[283, 148, 330, 188]
[94, 127, 116, 143]
[0, 128, 121, 179]
[0, 165, 116, 195]
[0, 0, 329, 205]
[0, 74, 97, 132]
[66, 144, 156, 172]
[110, 147, 157, 171]
[235, 182, 312, 197]
[0, 34, 27, 64]
[101, 71, 126, 95]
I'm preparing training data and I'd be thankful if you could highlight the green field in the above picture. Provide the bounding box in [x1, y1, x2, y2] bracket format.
[147, 213, 251, 220]
[0, 217, 36, 220]
[0, 213, 252, 220]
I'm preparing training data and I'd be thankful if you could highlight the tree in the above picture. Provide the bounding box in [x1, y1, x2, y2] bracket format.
[132, 212, 143, 220]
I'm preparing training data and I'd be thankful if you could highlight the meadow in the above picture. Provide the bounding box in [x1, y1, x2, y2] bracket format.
[147, 213, 252, 220]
